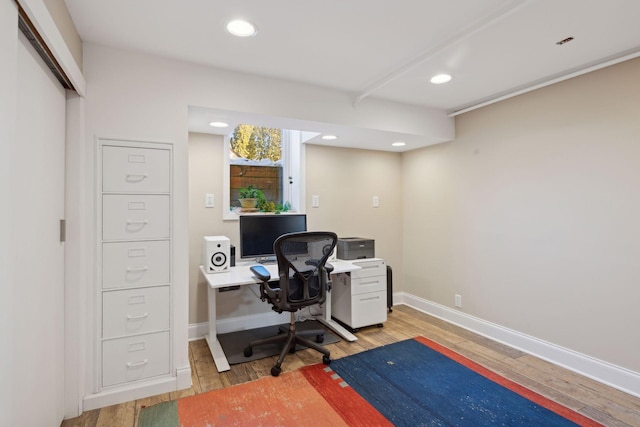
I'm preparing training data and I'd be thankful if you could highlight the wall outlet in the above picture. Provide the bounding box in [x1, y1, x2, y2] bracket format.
[455, 294, 462, 308]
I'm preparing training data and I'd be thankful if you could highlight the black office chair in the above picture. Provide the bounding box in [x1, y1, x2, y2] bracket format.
[244, 231, 338, 376]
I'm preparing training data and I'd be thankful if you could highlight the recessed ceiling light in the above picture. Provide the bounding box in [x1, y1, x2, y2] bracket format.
[226, 20, 257, 37]
[392, 141, 406, 147]
[430, 74, 452, 84]
[209, 121, 229, 128]
[322, 135, 338, 140]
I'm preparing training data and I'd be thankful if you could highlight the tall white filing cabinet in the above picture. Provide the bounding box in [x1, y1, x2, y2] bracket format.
[331, 258, 387, 331]
[98, 140, 173, 391]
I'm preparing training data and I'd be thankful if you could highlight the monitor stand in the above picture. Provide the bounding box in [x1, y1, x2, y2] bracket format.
[256, 256, 276, 264]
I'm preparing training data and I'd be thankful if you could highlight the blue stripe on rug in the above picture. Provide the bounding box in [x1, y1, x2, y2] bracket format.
[331, 339, 579, 427]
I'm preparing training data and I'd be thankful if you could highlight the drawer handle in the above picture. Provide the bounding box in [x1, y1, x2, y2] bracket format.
[126, 219, 148, 226]
[361, 295, 380, 302]
[126, 266, 148, 272]
[127, 312, 149, 320]
[126, 359, 148, 368]
[126, 173, 148, 182]
[361, 265, 379, 269]
[360, 280, 380, 286]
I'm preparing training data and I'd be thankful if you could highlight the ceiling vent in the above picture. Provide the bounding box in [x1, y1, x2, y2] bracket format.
[17, 7, 74, 91]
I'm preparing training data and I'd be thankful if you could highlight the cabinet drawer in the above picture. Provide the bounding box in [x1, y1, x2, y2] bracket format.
[102, 331, 170, 387]
[102, 240, 170, 289]
[351, 259, 386, 279]
[351, 275, 386, 295]
[350, 290, 387, 329]
[103, 286, 170, 338]
[102, 145, 170, 193]
[103, 195, 170, 240]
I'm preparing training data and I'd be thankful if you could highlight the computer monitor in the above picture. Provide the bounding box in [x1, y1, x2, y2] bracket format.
[239, 214, 307, 262]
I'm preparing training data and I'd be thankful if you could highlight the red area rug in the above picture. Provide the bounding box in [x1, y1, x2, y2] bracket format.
[139, 364, 389, 427]
[139, 337, 602, 426]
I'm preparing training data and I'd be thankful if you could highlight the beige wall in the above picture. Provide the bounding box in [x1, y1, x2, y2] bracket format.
[188, 135, 403, 324]
[305, 144, 403, 288]
[188, 133, 242, 325]
[402, 57, 640, 372]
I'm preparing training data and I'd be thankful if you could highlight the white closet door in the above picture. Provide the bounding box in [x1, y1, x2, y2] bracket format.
[13, 31, 66, 425]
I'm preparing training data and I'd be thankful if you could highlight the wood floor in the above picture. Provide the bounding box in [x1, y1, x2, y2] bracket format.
[62, 305, 640, 427]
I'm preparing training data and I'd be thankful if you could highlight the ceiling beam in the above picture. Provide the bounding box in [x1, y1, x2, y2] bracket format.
[352, 0, 529, 107]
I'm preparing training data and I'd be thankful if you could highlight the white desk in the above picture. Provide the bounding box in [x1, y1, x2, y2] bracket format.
[199, 260, 361, 372]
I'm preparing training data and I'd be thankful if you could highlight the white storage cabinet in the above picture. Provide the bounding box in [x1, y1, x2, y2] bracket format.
[331, 258, 387, 331]
[99, 141, 172, 390]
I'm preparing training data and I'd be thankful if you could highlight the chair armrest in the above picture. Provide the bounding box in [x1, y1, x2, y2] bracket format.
[250, 265, 271, 282]
[325, 262, 334, 274]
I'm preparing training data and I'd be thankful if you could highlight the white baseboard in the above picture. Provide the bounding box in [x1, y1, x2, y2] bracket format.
[83, 376, 180, 411]
[188, 291, 640, 398]
[189, 310, 288, 341]
[396, 292, 640, 398]
[189, 321, 209, 341]
[175, 366, 192, 389]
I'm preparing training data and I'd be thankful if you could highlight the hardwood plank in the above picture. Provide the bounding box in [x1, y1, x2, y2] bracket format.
[61, 409, 99, 427]
[95, 401, 135, 427]
[61, 305, 640, 427]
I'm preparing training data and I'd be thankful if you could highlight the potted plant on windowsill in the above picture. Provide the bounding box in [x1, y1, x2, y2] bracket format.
[238, 185, 264, 210]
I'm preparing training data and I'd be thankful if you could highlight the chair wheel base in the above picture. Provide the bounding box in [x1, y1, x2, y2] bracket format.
[271, 366, 282, 377]
[243, 347, 253, 357]
[315, 334, 324, 343]
[323, 355, 331, 365]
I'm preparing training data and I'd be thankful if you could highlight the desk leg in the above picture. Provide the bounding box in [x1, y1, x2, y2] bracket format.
[205, 285, 230, 372]
[316, 273, 357, 342]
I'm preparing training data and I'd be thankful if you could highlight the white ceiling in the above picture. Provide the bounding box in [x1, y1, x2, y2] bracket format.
[64, 0, 640, 151]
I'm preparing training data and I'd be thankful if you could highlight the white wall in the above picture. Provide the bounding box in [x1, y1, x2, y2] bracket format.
[403, 57, 640, 376]
[80, 42, 447, 396]
[0, 2, 18, 424]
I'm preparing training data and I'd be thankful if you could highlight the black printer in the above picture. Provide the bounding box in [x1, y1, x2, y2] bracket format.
[337, 237, 375, 260]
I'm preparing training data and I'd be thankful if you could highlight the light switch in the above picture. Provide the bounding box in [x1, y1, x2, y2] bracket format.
[373, 196, 379, 207]
[312, 195, 320, 208]
[205, 193, 215, 208]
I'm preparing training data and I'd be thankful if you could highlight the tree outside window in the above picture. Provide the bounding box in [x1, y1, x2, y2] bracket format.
[224, 125, 308, 219]
[230, 125, 283, 208]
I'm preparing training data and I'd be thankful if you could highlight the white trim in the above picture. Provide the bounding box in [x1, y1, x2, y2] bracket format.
[63, 94, 86, 419]
[188, 291, 640, 397]
[18, 0, 86, 96]
[353, 0, 529, 106]
[188, 321, 210, 341]
[449, 48, 640, 117]
[189, 310, 288, 341]
[397, 292, 640, 398]
[222, 134, 234, 220]
[82, 376, 179, 411]
[175, 367, 192, 389]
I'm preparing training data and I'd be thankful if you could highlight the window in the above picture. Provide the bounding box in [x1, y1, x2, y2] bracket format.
[223, 125, 309, 220]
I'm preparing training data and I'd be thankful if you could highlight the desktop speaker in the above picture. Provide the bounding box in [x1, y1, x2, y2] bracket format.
[203, 236, 230, 273]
